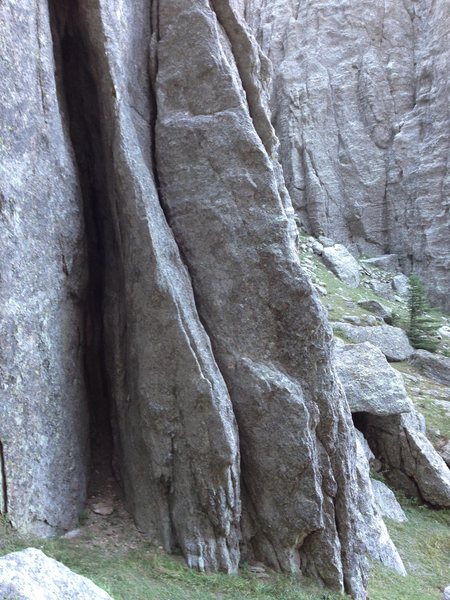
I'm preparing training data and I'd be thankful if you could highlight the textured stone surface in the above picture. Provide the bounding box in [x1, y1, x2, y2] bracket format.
[0, 0, 89, 536]
[334, 343, 413, 416]
[0, 548, 112, 600]
[322, 244, 360, 287]
[155, 3, 368, 595]
[391, 274, 409, 298]
[370, 479, 407, 523]
[335, 338, 450, 506]
[409, 350, 450, 386]
[333, 324, 414, 362]
[439, 441, 450, 468]
[65, 0, 241, 573]
[0, 0, 379, 597]
[244, 0, 450, 310]
[357, 300, 392, 323]
[365, 410, 450, 508]
[361, 255, 399, 274]
[354, 436, 406, 575]
[443, 585, 450, 600]
[368, 281, 396, 301]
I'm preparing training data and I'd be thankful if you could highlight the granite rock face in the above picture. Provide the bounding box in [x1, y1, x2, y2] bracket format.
[0, 1, 380, 597]
[409, 350, 450, 386]
[363, 410, 450, 508]
[334, 343, 413, 416]
[0, 549, 113, 600]
[322, 244, 361, 288]
[0, 0, 89, 537]
[370, 479, 407, 523]
[333, 324, 414, 362]
[354, 436, 406, 576]
[244, 0, 450, 310]
[155, 3, 367, 594]
[335, 342, 450, 507]
[357, 301, 393, 324]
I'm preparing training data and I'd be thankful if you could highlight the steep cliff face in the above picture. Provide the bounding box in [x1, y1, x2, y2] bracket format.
[0, 0, 89, 536]
[0, 1, 376, 597]
[244, 0, 450, 309]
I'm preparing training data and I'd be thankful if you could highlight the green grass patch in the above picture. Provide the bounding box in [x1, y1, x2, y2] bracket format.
[0, 522, 339, 600]
[368, 501, 450, 600]
[392, 362, 450, 444]
[298, 243, 408, 324]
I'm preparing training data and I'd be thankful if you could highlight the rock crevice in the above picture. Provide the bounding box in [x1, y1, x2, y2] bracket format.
[2, 1, 437, 598]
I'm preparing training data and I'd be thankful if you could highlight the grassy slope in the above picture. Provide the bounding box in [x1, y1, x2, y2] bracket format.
[368, 501, 450, 600]
[1, 501, 449, 600]
[0, 520, 339, 600]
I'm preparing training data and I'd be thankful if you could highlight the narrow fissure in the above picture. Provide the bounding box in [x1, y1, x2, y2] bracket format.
[0, 441, 7, 515]
[49, 0, 116, 498]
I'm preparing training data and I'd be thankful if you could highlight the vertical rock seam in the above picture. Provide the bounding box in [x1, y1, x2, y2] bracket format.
[48, 0, 113, 487]
[47, 0, 242, 574]
[0, 441, 7, 515]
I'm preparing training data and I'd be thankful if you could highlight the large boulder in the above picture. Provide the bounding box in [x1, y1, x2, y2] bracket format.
[244, 0, 450, 311]
[367, 281, 396, 301]
[154, 2, 369, 595]
[333, 323, 414, 362]
[370, 479, 407, 523]
[334, 342, 413, 416]
[409, 350, 450, 386]
[364, 410, 450, 508]
[354, 436, 406, 575]
[357, 300, 393, 323]
[361, 255, 399, 274]
[0, 548, 112, 600]
[322, 244, 361, 287]
[336, 342, 450, 507]
[392, 274, 409, 298]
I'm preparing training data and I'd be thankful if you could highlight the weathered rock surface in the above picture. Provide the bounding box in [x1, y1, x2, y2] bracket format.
[409, 350, 450, 386]
[155, 3, 368, 594]
[391, 274, 409, 298]
[354, 436, 406, 575]
[333, 324, 414, 362]
[336, 341, 450, 506]
[0, 1, 380, 597]
[364, 410, 450, 508]
[357, 300, 393, 324]
[367, 281, 396, 302]
[244, 0, 450, 310]
[0, 548, 113, 600]
[439, 441, 450, 468]
[0, 0, 89, 536]
[334, 343, 413, 416]
[354, 430, 375, 464]
[361, 255, 399, 274]
[57, 0, 241, 573]
[443, 585, 450, 600]
[370, 479, 407, 523]
[322, 244, 360, 287]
